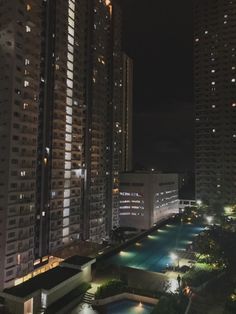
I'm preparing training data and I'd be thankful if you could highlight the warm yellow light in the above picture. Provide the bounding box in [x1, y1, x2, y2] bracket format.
[104, 0, 112, 16]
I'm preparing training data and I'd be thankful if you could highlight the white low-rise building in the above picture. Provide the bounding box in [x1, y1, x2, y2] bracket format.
[119, 172, 179, 230]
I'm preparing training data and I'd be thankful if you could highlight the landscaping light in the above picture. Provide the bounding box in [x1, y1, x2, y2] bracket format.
[206, 216, 213, 224]
[224, 206, 233, 214]
[196, 200, 202, 206]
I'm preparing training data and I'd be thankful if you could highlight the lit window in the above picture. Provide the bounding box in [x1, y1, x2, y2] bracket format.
[20, 171, 26, 176]
[23, 103, 28, 109]
[211, 82, 215, 85]
[24, 80, 29, 87]
[211, 69, 215, 73]
[212, 105, 216, 108]
[205, 30, 208, 34]
[212, 129, 216, 133]
[195, 38, 199, 42]
[26, 4, 31, 11]
[26, 25, 31, 32]
[232, 103, 236, 107]
[25, 59, 30, 65]
[231, 78, 236, 83]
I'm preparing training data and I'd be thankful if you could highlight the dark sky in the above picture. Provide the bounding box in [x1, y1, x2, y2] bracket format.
[122, 0, 194, 173]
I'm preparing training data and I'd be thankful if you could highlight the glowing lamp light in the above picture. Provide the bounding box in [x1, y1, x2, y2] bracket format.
[206, 216, 213, 224]
[224, 206, 233, 214]
[170, 252, 178, 261]
[196, 200, 202, 206]
[136, 302, 143, 312]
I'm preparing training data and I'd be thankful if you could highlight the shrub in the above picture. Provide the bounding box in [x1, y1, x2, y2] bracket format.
[151, 293, 188, 314]
[95, 279, 126, 299]
[183, 268, 219, 287]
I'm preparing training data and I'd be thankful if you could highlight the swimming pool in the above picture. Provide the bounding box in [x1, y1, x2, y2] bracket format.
[109, 223, 203, 273]
[106, 300, 153, 314]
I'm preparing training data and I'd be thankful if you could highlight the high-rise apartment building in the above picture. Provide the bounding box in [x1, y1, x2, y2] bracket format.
[122, 53, 133, 172]
[0, 0, 129, 289]
[0, 0, 43, 290]
[194, 0, 236, 208]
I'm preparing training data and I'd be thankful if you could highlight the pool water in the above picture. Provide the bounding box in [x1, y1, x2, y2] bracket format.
[106, 300, 153, 314]
[109, 223, 203, 273]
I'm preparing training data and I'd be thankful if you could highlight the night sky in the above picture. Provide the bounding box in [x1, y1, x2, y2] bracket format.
[122, 0, 194, 173]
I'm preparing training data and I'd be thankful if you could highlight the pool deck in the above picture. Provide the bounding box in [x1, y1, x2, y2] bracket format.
[93, 222, 204, 294]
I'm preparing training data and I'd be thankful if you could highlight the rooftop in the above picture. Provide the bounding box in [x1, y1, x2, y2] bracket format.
[4, 266, 80, 298]
[63, 255, 95, 266]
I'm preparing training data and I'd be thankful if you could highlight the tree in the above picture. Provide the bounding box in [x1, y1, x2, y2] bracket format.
[193, 226, 236, 269]
[151, 294, 188, 314]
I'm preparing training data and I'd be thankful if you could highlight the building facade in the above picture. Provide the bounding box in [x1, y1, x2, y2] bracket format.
[122, 53, 133, 172]
[194, 0, 236, 209]
[0, 0, 128, 289]
[119, 172, 179, 230]
[0, 0, 43, 291]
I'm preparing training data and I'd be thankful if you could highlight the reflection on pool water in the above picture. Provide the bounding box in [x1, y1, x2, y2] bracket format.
[106, 300, 154, 314]
[109, 223, 203, 273]
[70, 303, 98, 314]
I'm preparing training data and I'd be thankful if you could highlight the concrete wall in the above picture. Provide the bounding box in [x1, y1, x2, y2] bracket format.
[46, 270, 89, 306]
[3, 290, 41, 314]
[120, 266, 169, 292]
[92, 292, 158, 306]
[4, 298, 24, 314]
